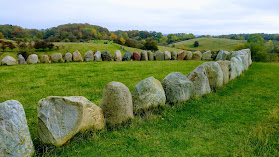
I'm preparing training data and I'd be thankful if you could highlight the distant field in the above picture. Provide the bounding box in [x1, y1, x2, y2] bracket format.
[172, 38, 247, 51]
[0, 61, 278, 156]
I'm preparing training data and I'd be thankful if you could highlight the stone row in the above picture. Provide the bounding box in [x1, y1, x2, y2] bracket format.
[0, 49, 252, 156]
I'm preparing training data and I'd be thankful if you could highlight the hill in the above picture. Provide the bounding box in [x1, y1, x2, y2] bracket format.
[172, 38, 247, 51]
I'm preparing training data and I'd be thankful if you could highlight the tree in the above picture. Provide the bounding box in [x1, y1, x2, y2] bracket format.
[0, 32, 4, 39]
[246, 34, 269, 62]
[110, 32, 117, 41]
[143, 39, 158, 51]
[119, 37, 126, 45]
[0, 41, 7, 51]
[194, 41, 199, 47]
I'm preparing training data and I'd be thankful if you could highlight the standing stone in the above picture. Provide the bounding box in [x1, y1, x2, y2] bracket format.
[202, 62, 224, 91]
[231, 50, 249, 70]
[65, 52, 73, 62]
[216, 50, 229, 61]
[84, 50, 94, 61]
[140, 51, 148, 61]
[230, 57, 243, 80]
[171, 50, 177, 60]
[0, 100, 34, 157]
[1, 55, 17, 65]
[185, 51, 193, 60]
[202, 51, 212, 60]
[164, 51, 171, 60]
[122, 51, 132, 61]
[101, 51, 113, 61]
[187, 65, 211, 97]
[38, 96, 105, 146]
[94, 51, 102, 61]
[162, 72, 194, 105]
[73, 50, 83, 62]
[18, 54, 26, 64]
[51, 53, 63, 63]
[154, 50, 164, 60]
[133, 51, 141, 61]
[27, 54, 39, 64]
[192, 51, 202, 60]
[217, 60, 231, 85]
[243, 49, 252, 66]
[99, 82, 134, 126]
[114, 50, 122, 61]
[41, 54, 51, 63]
[132, 77, 166, 113]
[177, 51, 185, 60]
[147, 51, 154, 61]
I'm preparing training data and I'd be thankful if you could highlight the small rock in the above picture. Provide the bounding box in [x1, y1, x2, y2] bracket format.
[51, 53, 63, 63]
[114, 50, 122, 61]
[171, 50, 177, 60]
[27, 54, 39, 64]
[101, 51, 113, 61]
[164, 51, 171, 60]
[202, 51, 212, 60]
[133, 51, 141, 61]
[65, 52, 73, 62]
[122, 51, 132, 61]
[73, 50, 83, 62]
[140, 51, 148, 61]
[41, 54, 51, 63]
[1, 55, 17, 65]
[94, 51, 102, 61]
[192, 51, 202, 60]
[18, 54, 26, 64]
[84, 50, 94, 61]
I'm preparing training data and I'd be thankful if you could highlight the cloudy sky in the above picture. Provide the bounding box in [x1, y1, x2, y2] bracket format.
[1, 0, 279, 35]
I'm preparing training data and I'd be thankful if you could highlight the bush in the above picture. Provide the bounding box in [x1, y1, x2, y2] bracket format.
[234, 43, 246, 51]
[143, 39, 158, 51]
[246, 34, 269, 62]
[269, 53, 279, 62]
[194, 41, 199, 47]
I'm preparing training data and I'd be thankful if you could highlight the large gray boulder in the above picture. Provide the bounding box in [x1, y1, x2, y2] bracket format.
[132, 77, 166, 113]
[192, 51, 202, 60]
[216, 50, 229, 61]
[140, 51, 148, 61]
[94, 51, 102, 61]
[27, 54, 39, 64]
[73, 50, 83, 62]
[147, 51, 154, 61]
[185, 51, 192, 60]
[114, 50, 122, 61]
[41, 54, 50, 63]
[18, 54, 26, 64]
[154, 50, 164, 60]
[38, 96, 105, 146]
[164, 51, 171, 60]
[217, 60, 231, 85]
[84, 50, 94, 61]
[123, 51, 132, 61]
[202, 62, 224, 91]
[101, 51, 113, 61]
[162, 72, 194, 105]
[231, 50, 249, 70]
[187, 65, 211, 97]
[230, 57, 244, 80]
[65, 52, 73, 62]
[0, 100, 34, 156]
[243, 49, 252, 66]
[171, 50, 177, 60]
[51, 53, 63, 63]
[202, 51, 212, 60]
[1, 55, 17, 65]
[99, 82, 133, 126]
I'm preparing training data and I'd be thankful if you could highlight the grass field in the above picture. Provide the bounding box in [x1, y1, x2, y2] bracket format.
[1, 61, 279, 156]
[172, 38, 247, 51]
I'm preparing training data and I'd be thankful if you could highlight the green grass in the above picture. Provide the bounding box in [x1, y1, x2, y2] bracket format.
[1, 61, 279, 156]
[172, 38, 247, 51]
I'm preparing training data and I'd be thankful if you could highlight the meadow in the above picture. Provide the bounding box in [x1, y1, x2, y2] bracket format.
[0, 60, 278, 156]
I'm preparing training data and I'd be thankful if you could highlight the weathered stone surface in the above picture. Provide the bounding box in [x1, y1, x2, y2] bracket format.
[162, 72, 194, 105]
[140, 51, 148, 61]
[27, 54, 39, 64]
[243, 49, 252, 65]
[154, 50, 164, 60]
[65, 52, 73, 62]
[101, 51, 113, 61]
[231, 50, 249, 70]
[132, 77, 166, 112]
[41, 54, 50, 63]
[133, 51, 141, 61]
[99, 82, 133, 126]
[192, 51, 202, 60]
[147, 51, 154, 61]
[84, 50, 94, 61]
[230, 57, 244, 80]
[216, 50, 229, 61]
[177, 51, 185, 60]
[1, 55, 17, 65]
[122, 51, 132, 61]
[51, 53, 63, 63]
[18, 54, 26, 64]
[114, 50, 122, 61]
[202, 62, 224, 90]
[94, 51, 102, 61]
[73, 50, 83, 62]
[185, 51, 193, 60]
[202, 50, 212, 60]
[171, 50, 177, 60]
[217, 60, 231, 85]
[0, 100, 34, 157]
[187, 65, 211, 97]
[164, 51, 171, 60]
[38, 96, 105, 146]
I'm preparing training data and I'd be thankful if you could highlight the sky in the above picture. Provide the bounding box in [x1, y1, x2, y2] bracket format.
[0, 0, 279, 35]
